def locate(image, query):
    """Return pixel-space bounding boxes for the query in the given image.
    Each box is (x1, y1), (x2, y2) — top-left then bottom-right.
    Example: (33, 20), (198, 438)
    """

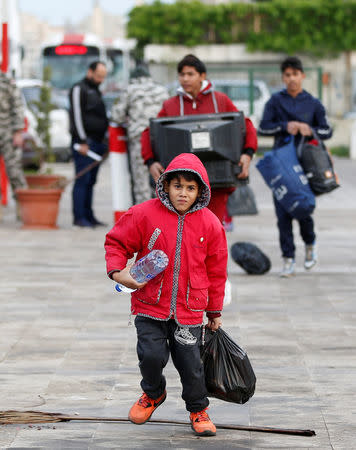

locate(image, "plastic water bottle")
(115, 250), (169, 293)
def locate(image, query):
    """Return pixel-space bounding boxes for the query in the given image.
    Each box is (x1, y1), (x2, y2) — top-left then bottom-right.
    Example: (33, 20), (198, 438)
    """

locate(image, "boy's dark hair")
(280, 56), (304, 73)
(177, 54), (206, 74)
(88, 61), (106, 71)
(165, 170), (204, 190)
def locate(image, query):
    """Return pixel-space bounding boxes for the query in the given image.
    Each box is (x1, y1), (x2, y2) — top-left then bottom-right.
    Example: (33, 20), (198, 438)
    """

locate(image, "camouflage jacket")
(111, 76), (169, 139)
(0, 73), (24, 134)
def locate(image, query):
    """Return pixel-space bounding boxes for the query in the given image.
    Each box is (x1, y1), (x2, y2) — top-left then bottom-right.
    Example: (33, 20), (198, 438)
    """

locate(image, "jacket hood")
(176, 79), (213, 98)
(156, 153), (211, 214)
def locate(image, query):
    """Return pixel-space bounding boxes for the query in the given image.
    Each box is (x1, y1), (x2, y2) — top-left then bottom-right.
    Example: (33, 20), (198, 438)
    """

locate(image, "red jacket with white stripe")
(141, 80), (257, 165)
(105, 153), (228, 326)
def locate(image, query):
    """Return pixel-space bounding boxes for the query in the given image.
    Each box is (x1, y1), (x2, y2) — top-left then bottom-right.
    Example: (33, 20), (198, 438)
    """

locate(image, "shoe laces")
(192, 409), (210, 423)
(138, 393), (152, 408)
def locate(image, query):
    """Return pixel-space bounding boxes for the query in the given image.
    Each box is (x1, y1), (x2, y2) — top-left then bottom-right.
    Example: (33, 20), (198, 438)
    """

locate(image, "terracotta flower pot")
(16, 188), (63, 229)
(25, 174), (66, 189)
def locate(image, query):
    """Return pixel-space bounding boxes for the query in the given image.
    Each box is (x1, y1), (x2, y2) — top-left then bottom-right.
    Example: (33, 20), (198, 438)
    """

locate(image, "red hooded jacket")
(105, 153), (228, 326)
(141, 80), (257, 164)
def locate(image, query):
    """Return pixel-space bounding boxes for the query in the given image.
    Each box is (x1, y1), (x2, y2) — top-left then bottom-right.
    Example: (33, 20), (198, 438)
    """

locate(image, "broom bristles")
(0, 410), (69, 425)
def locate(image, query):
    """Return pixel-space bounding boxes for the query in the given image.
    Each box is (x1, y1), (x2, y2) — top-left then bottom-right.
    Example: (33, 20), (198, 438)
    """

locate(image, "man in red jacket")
(141, 54), (257, 222)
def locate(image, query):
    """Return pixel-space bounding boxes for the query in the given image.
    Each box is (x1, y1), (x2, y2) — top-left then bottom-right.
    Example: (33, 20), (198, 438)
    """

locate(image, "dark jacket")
(69, 77), (108, 143)
(258, 89), (332, 148)
(105, 153), (228, 326)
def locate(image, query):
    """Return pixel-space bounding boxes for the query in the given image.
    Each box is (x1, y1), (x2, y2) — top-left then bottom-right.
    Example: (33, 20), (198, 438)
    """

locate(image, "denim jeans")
(71, 138), (106, 222)
(273, 196), (316, 258)
(134, 316), (209, 413)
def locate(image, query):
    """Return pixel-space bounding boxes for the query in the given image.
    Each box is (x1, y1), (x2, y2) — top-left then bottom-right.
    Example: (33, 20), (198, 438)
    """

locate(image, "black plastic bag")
(230, 242), (271, 275)
(227, 185), (258, 216)
(297, 135), (339, 195)
(201, 327), (256, 404)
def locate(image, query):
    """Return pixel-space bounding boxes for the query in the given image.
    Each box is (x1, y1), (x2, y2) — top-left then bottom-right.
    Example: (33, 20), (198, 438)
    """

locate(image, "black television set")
(149, 112), (246, 188)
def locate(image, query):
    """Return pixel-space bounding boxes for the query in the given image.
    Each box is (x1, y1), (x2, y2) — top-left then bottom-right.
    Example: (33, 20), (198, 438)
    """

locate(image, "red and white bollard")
(108, 122), (132, 223)
(1, 23), (9, 206)
(0, 157), (9, 206)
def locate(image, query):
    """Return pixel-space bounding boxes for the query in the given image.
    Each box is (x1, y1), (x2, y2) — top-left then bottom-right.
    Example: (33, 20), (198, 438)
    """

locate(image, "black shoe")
(90, 218), (107, 227)
(73, 218), (95, 228)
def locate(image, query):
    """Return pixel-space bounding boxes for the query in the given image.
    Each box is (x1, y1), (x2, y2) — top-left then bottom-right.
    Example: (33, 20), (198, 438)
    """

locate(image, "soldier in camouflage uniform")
(0, 72), (27, 196)
(111, 66), (169, 204)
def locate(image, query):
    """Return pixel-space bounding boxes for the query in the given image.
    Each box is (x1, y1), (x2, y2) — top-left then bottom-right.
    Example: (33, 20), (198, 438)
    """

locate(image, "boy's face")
(165, 176), (200, 215)
(282, 67), (305, 95)
(178, 65), (206, 98)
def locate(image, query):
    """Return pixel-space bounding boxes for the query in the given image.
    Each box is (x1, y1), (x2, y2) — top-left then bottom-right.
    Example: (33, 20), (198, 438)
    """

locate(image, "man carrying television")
(141, 54), (257, 223)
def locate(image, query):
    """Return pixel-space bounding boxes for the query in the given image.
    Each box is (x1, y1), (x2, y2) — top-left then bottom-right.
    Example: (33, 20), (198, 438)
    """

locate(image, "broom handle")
(58, 416), (315, 436)
(49, 152), (109, 189)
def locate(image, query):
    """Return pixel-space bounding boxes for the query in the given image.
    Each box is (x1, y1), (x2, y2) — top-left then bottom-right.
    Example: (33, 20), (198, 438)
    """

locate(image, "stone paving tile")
(1, 158), (355, 448)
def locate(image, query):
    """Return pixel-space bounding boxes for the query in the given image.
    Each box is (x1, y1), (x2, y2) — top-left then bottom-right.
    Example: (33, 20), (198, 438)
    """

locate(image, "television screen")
(149, 112), (246, 188)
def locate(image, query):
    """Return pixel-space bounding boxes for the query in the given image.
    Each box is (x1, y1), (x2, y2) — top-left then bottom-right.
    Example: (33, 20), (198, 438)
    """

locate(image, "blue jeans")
(72, 138), (106, 222)
(273, 197), (316, 259)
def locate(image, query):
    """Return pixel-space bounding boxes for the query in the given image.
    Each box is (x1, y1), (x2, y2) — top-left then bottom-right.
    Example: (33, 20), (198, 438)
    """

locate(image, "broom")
(0, 410), (315, 437)
(48, 151), (109, 190)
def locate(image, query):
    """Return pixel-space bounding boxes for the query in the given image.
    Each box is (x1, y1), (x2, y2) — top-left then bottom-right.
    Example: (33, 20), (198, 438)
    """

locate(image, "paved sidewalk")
(0, 157), (355, 449)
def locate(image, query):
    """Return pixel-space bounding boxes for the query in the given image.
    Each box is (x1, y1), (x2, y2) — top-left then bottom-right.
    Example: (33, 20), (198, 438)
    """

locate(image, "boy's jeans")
(134, 316), (209, 413)
(273, 197), (316, 258)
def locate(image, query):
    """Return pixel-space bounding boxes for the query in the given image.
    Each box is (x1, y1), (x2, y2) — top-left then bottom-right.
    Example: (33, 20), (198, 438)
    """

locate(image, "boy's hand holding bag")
(201, 327), (256, 404)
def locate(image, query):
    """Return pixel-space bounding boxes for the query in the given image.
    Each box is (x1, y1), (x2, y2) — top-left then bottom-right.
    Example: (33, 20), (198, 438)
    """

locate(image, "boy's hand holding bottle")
(114, 250), (169, 293)
(112, 266), (148, 291)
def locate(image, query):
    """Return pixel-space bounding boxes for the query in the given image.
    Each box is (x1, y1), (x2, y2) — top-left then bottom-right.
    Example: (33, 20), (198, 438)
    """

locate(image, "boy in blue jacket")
(259, 56), (333, 277)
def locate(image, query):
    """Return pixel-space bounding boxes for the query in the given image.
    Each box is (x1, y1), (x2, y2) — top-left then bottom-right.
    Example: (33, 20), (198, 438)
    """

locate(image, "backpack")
(297, 134), (339, 195)
(256, 138), (315, 220)
(230, 242), (271, 275)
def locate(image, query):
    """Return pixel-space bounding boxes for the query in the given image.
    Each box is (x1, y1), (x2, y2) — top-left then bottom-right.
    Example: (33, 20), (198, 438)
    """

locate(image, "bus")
(40, 33), (136, 93)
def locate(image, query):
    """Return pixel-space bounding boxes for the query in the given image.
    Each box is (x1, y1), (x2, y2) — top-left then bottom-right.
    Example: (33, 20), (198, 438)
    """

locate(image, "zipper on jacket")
(192, 100), (196, 109)
(170, 215), (185, 317)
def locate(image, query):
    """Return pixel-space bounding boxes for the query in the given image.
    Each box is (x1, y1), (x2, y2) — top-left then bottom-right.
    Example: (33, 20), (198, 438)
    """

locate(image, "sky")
(18, 0), (172, 25)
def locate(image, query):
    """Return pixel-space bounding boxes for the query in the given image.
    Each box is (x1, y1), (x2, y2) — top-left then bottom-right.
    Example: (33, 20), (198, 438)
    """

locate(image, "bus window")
(106, 49), (124, 85)
(42, 45), (100, 91)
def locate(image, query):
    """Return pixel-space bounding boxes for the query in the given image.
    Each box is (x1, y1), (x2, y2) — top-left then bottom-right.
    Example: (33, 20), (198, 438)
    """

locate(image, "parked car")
(211, 79), (271, 127)
(16, 79), (71, 162)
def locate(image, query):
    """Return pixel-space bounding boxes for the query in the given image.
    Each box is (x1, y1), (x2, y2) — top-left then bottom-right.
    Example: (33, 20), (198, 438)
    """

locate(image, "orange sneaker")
(190, 408), (216, 436)
(128, 390), (166, 424)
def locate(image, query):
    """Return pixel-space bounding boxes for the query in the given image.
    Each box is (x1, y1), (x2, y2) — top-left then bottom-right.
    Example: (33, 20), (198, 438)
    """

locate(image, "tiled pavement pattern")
(0, 157), (355, 449)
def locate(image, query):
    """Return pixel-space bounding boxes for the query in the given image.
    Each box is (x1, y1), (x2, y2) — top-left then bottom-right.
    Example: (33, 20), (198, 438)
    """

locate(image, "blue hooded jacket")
(258, 89), (332, 148)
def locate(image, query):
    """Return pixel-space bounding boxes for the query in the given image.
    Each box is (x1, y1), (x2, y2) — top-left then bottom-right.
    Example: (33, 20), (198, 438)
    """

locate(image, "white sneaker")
(223, 279), (232, 306)
(280, 258), (296, 278)
(304, 243), (317, 270)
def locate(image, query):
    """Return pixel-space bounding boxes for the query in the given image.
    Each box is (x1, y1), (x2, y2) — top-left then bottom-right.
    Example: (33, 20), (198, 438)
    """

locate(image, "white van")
(212, 79), (270, 127)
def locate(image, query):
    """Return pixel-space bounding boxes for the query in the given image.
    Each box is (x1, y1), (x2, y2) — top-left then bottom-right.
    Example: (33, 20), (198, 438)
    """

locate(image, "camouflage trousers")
(128, 136), (152, 204)
(0, 133), (27, 195)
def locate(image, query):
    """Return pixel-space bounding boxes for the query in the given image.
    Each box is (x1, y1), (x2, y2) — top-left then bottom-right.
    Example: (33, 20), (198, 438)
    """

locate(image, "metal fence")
(206, 65), (323, 115)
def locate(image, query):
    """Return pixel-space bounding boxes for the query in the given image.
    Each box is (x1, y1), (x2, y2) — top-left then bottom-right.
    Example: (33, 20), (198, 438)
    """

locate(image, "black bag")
(201, 327), (256, 404)
(230, 242), (271, 275)
(297, 134), (339, 195)
(227, 185), (258, 216)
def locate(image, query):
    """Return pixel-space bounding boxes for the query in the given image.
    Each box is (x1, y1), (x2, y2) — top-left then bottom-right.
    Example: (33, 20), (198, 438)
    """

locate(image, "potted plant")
(16, 66), (67, 229)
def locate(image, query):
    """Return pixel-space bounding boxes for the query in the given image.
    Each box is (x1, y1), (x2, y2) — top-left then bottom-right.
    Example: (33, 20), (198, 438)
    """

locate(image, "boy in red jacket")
(141, 54), (257, 223)
(105, 153), (228, 436)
